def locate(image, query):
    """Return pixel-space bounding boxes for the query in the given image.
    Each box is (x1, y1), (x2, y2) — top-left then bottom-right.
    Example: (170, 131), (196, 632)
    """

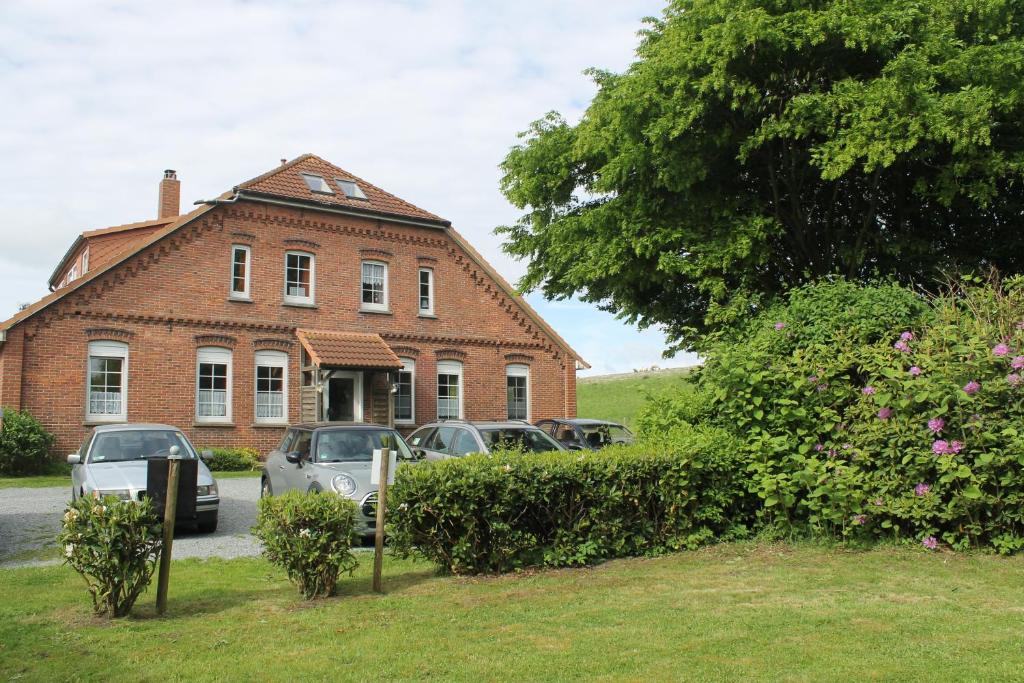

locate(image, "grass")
(0, 469), (259, 489)
(2, 542), (1024, 682)
(577, 367), (694, 428)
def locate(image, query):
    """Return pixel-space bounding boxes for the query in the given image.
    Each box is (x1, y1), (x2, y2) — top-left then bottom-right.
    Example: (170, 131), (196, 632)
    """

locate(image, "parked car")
(260, 423), (416, 537)
(535, 418), (635, 451)
(67, 423), (220, 533)
(407, 420), (567, 460)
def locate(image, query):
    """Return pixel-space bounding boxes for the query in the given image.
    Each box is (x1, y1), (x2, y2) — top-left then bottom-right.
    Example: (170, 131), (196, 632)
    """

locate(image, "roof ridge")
(236, 153), (317, 190)
(82, 216), (176, 238)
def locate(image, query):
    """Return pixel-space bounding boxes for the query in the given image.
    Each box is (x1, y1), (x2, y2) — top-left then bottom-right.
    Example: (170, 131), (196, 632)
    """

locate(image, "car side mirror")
(285, 452), (302, 465)
(67, 453), (81, 465)
(200, 449), (213, 461)
(413, 448), (426, 460)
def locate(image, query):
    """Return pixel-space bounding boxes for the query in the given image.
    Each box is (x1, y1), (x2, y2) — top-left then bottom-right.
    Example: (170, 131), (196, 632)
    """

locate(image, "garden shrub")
(253, 491), (359, 599)
(57, 495), (163, 618)
(0, 408), (56, 476)
(389, 425), (753, 574)
(200, 446), (260, 471)
(644, 276), (1024, 553)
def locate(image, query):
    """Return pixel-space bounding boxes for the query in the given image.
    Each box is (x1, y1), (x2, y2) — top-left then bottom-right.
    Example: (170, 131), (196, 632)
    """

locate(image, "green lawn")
(577, 367), (694, 428)
(0, 470), (259, 489)
(3, 542), (1023, 682)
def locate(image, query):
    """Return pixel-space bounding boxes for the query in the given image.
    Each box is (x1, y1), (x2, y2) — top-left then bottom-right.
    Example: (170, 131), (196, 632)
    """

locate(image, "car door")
(407, 427), (435, 459)
(553, 423), (585, 450)
(71, 431), (94, 499)
(422, 426), (457, 461)
(266, 429), (296, 493)
(450, 428), (482, 457)
(282, 430), (314, 491)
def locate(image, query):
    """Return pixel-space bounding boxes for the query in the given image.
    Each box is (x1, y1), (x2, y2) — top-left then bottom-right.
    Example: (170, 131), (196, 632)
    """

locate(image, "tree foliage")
(499, 0), (1024, 351)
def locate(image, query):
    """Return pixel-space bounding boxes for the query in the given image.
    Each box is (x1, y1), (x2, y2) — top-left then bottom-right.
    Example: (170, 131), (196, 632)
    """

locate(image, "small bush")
(253, 491), (359, 599)
(390, 426), (752, 574)
(200, 446), (260, 471)
(0, 408), (56, 476)
(57, 496), (163, 618)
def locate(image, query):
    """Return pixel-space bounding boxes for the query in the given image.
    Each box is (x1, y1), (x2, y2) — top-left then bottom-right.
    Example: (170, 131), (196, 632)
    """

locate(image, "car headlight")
(93, 489), (131, 501)
(197, 483), (218, 497)
(331, 474), (357, 496)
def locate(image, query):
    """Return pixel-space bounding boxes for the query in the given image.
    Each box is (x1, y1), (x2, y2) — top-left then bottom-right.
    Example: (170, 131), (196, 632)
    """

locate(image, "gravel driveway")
(0, 476), (263, 568)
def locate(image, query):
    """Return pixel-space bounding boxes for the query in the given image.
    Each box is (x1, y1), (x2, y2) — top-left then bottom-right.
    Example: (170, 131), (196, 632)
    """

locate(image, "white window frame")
(86, 341), (128, 423)
(68, 263), (79, 282)
(255, 350), (288, 424)
(506, 364), (530, 421)
(437, 360), (463, 420)
(284, 251), (315, 305)
(394, 358), (416, 425)
(82, 247), (89, 274)
(360, 260), (389, 312)
(230, 244), (251, 300)
(418, 268), (434, 315)
(196, 346), (233, 424)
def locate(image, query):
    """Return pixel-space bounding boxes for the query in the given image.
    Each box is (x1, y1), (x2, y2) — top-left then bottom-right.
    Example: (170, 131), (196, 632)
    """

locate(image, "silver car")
(68, 423), (220, 533)
(261, 423), (416, 537)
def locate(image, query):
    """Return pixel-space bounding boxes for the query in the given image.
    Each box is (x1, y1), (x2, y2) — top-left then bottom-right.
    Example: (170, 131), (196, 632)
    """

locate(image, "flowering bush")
(0, 408), (55, 476)
(389, 425), (752, 574)
(639, 277), (1024, 554)
(253, 491), (359, 599)
(56, 496), (163, 617)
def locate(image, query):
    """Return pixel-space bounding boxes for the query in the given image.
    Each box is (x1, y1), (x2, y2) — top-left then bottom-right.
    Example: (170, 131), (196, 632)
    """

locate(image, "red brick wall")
(0, 326), (24, 411)
(12, 199), (578, 455)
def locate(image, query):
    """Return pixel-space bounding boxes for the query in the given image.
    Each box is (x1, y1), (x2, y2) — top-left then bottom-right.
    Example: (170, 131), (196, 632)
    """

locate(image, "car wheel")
(197, 512), (218, 534)
(261, 476), (272, 498)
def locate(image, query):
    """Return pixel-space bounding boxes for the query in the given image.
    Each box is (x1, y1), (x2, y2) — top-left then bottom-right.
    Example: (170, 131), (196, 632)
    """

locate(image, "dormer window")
(336, 179), (368, 200)
(300, 173), (334, 195)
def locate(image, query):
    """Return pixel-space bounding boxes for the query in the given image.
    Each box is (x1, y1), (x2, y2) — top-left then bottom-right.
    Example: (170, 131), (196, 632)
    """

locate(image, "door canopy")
(295, 329), (403, 370)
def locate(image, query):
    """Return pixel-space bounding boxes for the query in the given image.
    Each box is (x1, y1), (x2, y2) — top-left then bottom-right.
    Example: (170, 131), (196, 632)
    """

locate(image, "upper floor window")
(255, 350), (288, 424)
(506, 364), (529, 420)
(284, 251), (315, 305)
(231, 245), (251, 299)
(82, 248), (89, 274)
(300, 173), (334, 195)
(418, 268), (434, 315)
(361, 261), (388, 312)
(394, 358), (415, 425)
(336, 179), (367, 199)
(196, 347), (232, 424)
(68, 263), (79, 282)
(437, 360), (463, 420)
(87, 341), (128, 423)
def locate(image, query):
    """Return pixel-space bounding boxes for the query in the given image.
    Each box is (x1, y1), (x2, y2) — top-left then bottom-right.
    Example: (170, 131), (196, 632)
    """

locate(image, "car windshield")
(316, 429), (413, 463)
(579, 424), (634, 448)
(480, 428), (563, 453)
(87, 430), (196, 463)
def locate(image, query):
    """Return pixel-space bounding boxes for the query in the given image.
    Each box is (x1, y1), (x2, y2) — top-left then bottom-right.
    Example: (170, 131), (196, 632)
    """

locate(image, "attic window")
(300, 173), (334, 195)
(336, 179), (368, 200)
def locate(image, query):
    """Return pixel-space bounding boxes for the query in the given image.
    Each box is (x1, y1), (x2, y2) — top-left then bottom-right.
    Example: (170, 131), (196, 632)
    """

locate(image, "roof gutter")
(196, 190), (451, 230)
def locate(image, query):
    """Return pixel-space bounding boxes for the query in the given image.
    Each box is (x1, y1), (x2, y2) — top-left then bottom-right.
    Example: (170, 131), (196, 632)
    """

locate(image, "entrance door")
(323, 371), (362, 422)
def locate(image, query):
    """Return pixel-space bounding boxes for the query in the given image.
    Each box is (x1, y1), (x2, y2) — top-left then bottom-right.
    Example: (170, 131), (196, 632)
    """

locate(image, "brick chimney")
(158, 169), (180, 219)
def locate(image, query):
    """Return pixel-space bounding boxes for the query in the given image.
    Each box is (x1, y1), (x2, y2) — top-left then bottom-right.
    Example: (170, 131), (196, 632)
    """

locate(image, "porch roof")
(296, 329), (403, 370)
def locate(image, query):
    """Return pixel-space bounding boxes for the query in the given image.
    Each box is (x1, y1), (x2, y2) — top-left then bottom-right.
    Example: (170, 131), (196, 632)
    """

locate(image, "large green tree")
(499, 0), (1024, 352)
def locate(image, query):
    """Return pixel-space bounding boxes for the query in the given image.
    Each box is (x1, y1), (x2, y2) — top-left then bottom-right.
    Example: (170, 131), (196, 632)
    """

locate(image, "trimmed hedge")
(0, 408), (55, 476)
(200, 447), (260, 471)
(389, 426), (752, 574)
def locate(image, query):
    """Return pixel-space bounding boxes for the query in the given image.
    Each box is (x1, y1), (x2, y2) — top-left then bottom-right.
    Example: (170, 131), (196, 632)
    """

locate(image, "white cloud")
(0, 0), (675, 374)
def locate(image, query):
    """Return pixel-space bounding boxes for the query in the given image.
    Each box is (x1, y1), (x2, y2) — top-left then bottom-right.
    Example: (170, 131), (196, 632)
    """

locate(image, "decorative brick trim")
(389, 345), (420, 358)
(284, 238), (320, 250)
(253, 337), (295, 351)
(231, 231), (257, 243)
(194, 334), (237, 348)
(416, 255), (438, 264)
(504, 353), (534, 364)
(435, 348), (467, 361)
(360, 248), (393, 260)
(85, 327), (134, 340)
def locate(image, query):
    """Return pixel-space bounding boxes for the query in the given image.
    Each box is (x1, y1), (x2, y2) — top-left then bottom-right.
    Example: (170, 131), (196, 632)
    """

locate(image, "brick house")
(0, 154), (586, 455)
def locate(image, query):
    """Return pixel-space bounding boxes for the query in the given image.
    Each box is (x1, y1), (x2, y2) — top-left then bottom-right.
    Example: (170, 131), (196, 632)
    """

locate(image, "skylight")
(336, 179), (368, 200)
(300, 173), (334, 195)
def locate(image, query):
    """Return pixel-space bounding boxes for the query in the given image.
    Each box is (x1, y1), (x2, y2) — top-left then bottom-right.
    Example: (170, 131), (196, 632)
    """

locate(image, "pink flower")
(774, 322), (786, 331)
(909, 366), (922, 376)
(871, 497), (884, 506)
(933, 440), (949, 455)
(877, 407), (893, 420)
(949, 440), (964, 454)
(1012, 356), (1024, 370)
(1008, 373), (1022, 388)
(852, 514), (867, 526)
(814, 443), (824, 452)
(862, 386), (876, 396)
(893, 340), (911, 353)
(914, 483), (931, 496)
(963, 380), (981, 395)
(993, 343), (1011, 357)
(900, 331), (915, 342)
(927, 418), (945, 434)
(922, 536), (938, 550)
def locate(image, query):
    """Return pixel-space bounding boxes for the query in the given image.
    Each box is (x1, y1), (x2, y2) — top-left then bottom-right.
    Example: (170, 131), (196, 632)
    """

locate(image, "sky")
(0, 0), (699, 375)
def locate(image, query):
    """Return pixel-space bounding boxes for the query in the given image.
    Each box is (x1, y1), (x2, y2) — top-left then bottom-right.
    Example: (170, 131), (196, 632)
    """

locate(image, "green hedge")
(0, 408), (55, 476)
(389, 426), (752, 574)
(200, 447), (260, 471)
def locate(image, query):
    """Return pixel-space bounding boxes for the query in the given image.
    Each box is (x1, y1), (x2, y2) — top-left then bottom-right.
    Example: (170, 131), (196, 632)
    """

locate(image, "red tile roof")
(238, 154), (448, 225)
(296, 329), (403, 370)
(49, 217), (177, 290)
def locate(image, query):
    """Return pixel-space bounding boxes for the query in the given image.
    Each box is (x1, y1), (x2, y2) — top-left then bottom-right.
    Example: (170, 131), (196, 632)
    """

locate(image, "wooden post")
(156, 454), (181, 615)
(372, 436), (391, 594)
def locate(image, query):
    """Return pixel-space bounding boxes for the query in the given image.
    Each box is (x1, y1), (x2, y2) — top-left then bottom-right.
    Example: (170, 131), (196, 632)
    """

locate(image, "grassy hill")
(576, 367), (694, 429)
